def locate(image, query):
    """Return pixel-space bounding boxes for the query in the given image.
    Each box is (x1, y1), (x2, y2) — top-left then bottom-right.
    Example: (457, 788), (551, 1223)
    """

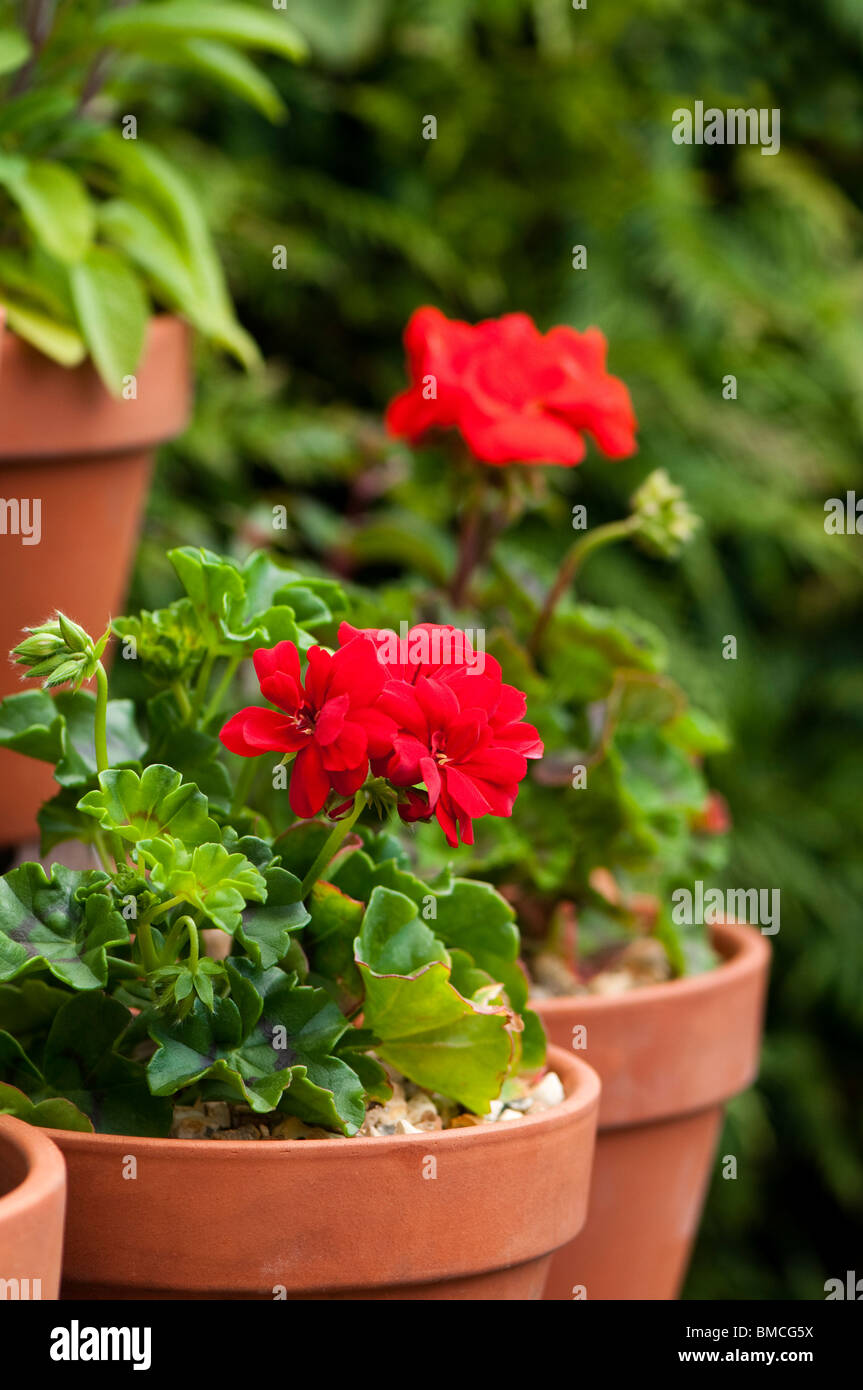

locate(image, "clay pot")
(536, 923), (770, 1300)
(47, 1045), (599, 1300)
(0, 1115), (67, 1300)
(0, 315), (192, 848)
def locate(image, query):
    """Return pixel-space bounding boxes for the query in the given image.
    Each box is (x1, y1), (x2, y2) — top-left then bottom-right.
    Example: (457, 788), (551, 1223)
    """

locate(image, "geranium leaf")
(113, 599), (207, 681)
(0, 1081), (94, 1133)
(137, 836), (266, 933)
(42, 993), (171, 1136)
(144, 691), (233, 812)
(236, 865), (309, 967)
(37, 785), (102, 855)
(0, 978), (69, 1039)
(305, 879), (365, 997)
(230, 959), (366, 1133)
(354, 887), (518, 1114)
(148, 960), (365, 1132)
(0, 1029), (42, 1084)
(77, 764), (221, 846)
(52, 690), (146, 787)
(0, 864), (130, 990)
(332, 851), (529, 1011)
(168, 546), (245, 648)
(0, 689), (64, 762)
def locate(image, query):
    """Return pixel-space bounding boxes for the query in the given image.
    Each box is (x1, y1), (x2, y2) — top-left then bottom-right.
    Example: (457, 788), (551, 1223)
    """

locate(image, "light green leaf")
(137, 837), (266, 933)
(0, 295), (86, 366)
(0, 160), (94, 264)
(151, 39), (287, 120)
(85, 134), (258, 367)
(354, 887), (517, 1113)
(69, 247), (149, 395)
(0, 29), (31, 76)
(95, 3), (308, 62)
(77, 765), (221, 846)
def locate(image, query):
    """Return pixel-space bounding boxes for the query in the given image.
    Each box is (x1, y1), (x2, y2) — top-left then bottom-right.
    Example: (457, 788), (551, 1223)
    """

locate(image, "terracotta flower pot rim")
(0, 313), (191, 462)
(0, 1115), (66, 1225)
(535, 920), (768, 1021)
(44, 1044), (599, 1159)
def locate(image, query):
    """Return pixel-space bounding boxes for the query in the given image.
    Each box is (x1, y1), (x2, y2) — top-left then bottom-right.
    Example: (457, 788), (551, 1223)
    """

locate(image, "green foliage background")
(128, 0), (862, 1298)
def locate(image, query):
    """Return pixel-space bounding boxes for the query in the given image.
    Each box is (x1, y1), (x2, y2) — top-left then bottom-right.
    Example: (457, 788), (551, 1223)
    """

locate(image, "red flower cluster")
(219, 637), (394, 817)
(386, 307), (637, 467)
(220, 624), (542, 846)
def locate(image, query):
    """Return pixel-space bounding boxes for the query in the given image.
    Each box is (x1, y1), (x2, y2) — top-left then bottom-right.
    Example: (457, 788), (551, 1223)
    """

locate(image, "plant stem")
(190, 651), (216, 723)
(171, 680), (193, 721)
(230, 754), (259, 819)
(92, 830), (113, 874)
(450, 489), (485, 606)
(186, 919), (199, 971)
(528, 515), (642, 657)
(203, 656), (240, 724)
(136, 895), (185, 976)
(300, 791), (364, 898)
(94, 661), (110, 774)
(160, 915), (198, 968)
(135, 918), (160, 975)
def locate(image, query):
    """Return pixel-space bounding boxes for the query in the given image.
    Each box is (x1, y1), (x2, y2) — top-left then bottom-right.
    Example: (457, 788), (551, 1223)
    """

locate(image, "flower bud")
(11, 613), (101, 691)
(631, 469), (700, 559)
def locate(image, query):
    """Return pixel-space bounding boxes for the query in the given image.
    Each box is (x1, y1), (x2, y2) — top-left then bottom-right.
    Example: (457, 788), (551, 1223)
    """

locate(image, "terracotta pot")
(47, 1045), (599, 1300)
(0, 315), (192, 848)
(0, 1115), (67, 1300)
(536, 922), (770, 1300)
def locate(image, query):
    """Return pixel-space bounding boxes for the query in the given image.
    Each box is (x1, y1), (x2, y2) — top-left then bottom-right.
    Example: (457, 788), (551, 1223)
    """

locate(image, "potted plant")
(0, 1), (307, 845)
(317, 306), (770, 1300)
(0, 545), (599, 1299)
(0, 1113), (66, 1300)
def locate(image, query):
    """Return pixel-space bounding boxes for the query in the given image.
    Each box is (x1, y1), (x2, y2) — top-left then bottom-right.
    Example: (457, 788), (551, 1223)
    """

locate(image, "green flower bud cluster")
(632, 469), (700, 559)
(11, 613), (109, 691)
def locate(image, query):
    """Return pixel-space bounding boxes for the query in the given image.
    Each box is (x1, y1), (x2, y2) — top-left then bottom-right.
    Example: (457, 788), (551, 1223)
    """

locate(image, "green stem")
(160, 914), (199, 969)
(203, 656), (240, 724)
(94, 661), (110, 774)
(171, 680), (193, 721)
(186, 919), (200, 972)
(92, 830), (113, 874)
(300, 791), (364, 898)
(528, 515), (642, 657)
(230, 754), (260, 819)
(136, 895), (185, 977)
(190, 651), (216, 723)
(135, 918), (160, 976)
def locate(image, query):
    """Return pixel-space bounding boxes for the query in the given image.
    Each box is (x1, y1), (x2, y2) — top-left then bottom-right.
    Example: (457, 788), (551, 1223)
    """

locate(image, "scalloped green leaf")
(0, 1082), (94, 1133)
(137, 836), (266, 933)
(53, 690), (147, 787)
(77, 764), (221, 846)
(42, 993), (171, 1136)
(0, 864), (129, 990)
(0, 689), (65, 762)
(354, 887), (517, 1113)
(236, 865), (309, 967)
(147, 960), (365, 1132)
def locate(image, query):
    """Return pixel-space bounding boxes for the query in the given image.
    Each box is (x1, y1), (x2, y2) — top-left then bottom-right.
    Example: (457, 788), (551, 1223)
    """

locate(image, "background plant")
(0, 0), (306, 390)
(110, 0), (863, 1299)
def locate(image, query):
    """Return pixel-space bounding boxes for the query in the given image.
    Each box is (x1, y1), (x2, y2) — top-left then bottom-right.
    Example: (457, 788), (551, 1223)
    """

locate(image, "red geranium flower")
(219, 638), (395, 818)
(339, 622), (543, 846)
(386, 307), (637, 467)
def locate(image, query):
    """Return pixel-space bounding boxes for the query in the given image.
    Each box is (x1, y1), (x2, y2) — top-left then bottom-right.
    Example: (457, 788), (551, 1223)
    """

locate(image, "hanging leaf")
(69, 247), (149, 395)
